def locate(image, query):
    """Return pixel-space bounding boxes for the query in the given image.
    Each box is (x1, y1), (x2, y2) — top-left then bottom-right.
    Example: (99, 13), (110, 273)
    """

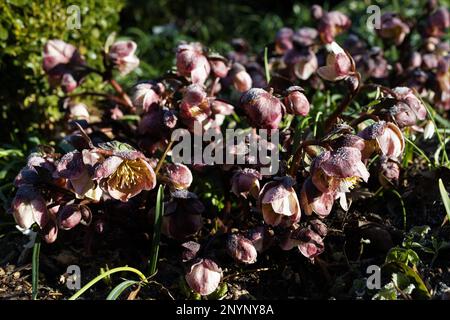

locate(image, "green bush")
(0, 0), (124, 211)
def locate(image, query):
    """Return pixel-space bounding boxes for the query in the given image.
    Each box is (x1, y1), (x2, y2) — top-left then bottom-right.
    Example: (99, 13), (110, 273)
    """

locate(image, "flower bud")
(275, 28), (294, 54)
(231, 63), (252, 92)
(185, 259), (223, 296)
(12, 186), (48, 229)
(423, 120), (435, 140)
(176, 43), (210, 84)
(284, 86), (310, 116)
(159, 163), (193, 190)
(317, 42), (353, 81)
(107, 40), (140, 76)
(240, 88), (283, 129)
(226, 234), (257, 264)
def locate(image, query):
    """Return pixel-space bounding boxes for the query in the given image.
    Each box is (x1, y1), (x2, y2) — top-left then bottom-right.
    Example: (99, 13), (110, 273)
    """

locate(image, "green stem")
(149, 185), (165, 276)
(68, 267), (148, 300)
(32, 234), (41, 300)
(264, 47), (271, 84)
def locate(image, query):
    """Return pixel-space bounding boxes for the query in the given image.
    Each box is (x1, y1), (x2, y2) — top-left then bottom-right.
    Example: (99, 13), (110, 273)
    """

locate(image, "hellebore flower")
(284, 86), (310, 116)
(68, 102), (89, 122)
(300, 178), (335, 218)
(240, 88), (283, 130)
(293, 227), (325, 260)
(275, 28), (294, 54)
(226, 234), (258, 264)
(158, 163), (193, 190)
(208, 54), (229, 78)
(211, 99), (234, 126)
(106, 40), (140, 76)
(377, 13), (410, 45)
(185, 258), (223, 296)
(284, 48), (318, 80)
(247, 226), (274, 253)
(132, 82), (164, 114)
(181, 241), (201, 262)
(230, 63), (253, 92)
(57, 204), (92, 230)
(11, 186), (48, 230)
(317, 10), (351, 44)
(379, 157), (401, 187)
(310, 147), (369, 211)
(425, 7), (450, 37)
(293, 27), (318, 47)
(55, 150), (102, 201)
(317, 42), (353, 82)
(259, 177), (301, 227)
(390, 87), (427, 126)
(160, 191), (204, 240)
(358, 121), (405, 159)
(176, 43), (211, 85)
(231, 168), (261, 199)
(42, 40), (86, 92)
(94, 148), (156, 202)
(14, 152), (56, 187)
(179, 84), (212, 130)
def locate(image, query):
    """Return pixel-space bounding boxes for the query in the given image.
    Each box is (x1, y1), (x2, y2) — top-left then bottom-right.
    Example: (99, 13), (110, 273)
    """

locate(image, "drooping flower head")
(106, 40), (140, 76)
(185, 258), (222, 296)
(317, 42), (354, 82)
(240, 88), (283, 130)
(176, 42), (211, 85)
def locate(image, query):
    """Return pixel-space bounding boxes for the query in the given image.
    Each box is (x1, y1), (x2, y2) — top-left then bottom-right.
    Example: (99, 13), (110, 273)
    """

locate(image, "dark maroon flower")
(160, 191), (204, 240)
(275, 28), (294, 54)
(283, 48), (318, 80)
(240, 88), (283, 130)
(159, 163), (193, 190)
(425, 7), (450, 37)
(57, 204), (92, 230)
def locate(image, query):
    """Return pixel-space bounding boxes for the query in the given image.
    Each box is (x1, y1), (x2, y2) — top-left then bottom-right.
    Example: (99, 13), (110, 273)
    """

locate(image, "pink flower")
(185, 259), (222, 296)
(176, 43), (211, 85)
(300, 178), (335, 218)
(358, 121), (405, 159)
(391, 87), (427, 123)
(317, 11), (351, 44)
(311, 147), (370, 194)
(42, 40), (86, 92)
(57, 204), (92, 230)
(159, 163), (193, 190)
(377, 13), (410, 45)
(284, 86), (310, 116)
(259, 177), (301, 227)
(227, 234), (258, 264)
(107, 40), (140, 75)
(11, 186), (48, 230)
(240, 88), (283, 130)
(94, 147), (156, 202)
(284, 48), (318, 80)
(132, 82), (164, 114)
(208, 55), (229, 78)
(317, 42), (353, 82)
(230, 63), (252, 92)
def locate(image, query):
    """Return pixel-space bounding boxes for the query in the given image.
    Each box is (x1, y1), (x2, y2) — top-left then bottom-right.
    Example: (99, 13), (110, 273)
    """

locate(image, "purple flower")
(231, 168), (261, 199)
(11, 186), (48, 230)
(317, 10), (351, 44)
(358, 121), (405, 159)
(159, 163), (193, 190)
(284, 86), (310, 116)
(377, 13), (410, 45)
(176, 43), (211, 85)
(317, 42), (353, 82)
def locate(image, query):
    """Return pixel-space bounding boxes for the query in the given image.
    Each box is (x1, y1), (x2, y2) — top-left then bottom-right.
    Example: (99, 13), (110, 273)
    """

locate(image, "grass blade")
(68, 266), (147, 300)
(149, 185), (164, 276)
(31, 235), (41, 300)
(439, 179), (450, 222)
(264, 47), (270, 83)
(106, 280), (138, 300)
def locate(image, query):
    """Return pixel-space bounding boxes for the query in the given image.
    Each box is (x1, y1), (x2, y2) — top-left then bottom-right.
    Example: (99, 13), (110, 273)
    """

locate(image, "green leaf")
(106, 280), (138, 300)
(438, 179), (450, 222)
(98, 141), (135, 151)
(149, 185), (164, 275)
(382, 262), (431, 299)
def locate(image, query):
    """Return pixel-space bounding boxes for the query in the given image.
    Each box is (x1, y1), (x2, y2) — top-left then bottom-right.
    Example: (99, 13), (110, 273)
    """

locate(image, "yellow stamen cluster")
(108, 159), (147, 191)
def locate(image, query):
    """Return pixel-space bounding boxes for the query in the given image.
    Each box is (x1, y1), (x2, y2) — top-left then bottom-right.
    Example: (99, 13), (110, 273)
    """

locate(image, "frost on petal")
(94, 156), (123, 180)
